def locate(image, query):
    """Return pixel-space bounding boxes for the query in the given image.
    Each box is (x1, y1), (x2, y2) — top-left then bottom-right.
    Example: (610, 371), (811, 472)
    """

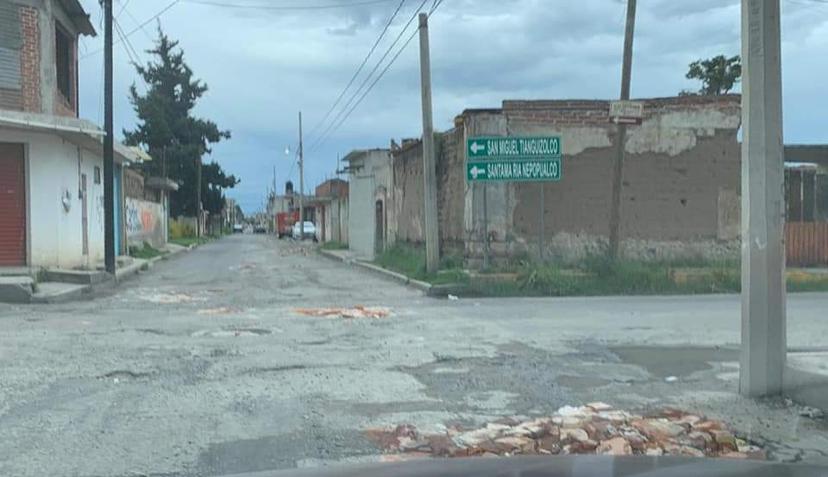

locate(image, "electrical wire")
(181, 0), (397, 10)
(114, 18), (141, 64)
(305, 0), (407, 140)
(311, 0), (444, 151)
(309, 0), (429, 151)
(116, 0), (132, 18)
(81, 0), (181, 59)
(121, 4), (155, 42)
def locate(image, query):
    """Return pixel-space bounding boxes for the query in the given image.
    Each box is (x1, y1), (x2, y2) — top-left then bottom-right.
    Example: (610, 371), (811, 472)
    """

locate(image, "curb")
(319, 248), (460, 296)
(30, 283), (91, 304)
(318, 248), (431, 293)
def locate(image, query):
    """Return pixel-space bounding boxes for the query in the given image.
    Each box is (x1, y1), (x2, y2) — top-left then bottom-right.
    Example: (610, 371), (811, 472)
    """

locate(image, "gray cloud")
(78, 0), (828, 213)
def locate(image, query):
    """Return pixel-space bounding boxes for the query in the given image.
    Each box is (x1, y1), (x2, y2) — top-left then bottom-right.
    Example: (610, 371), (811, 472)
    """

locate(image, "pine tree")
(124, 28), (236, 217)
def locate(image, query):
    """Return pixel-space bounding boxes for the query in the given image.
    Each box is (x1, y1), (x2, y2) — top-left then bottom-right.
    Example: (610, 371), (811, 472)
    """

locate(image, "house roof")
(60, 0), (96, 36)
(0, 110), (139, 164)
(341, 148), (389, 162)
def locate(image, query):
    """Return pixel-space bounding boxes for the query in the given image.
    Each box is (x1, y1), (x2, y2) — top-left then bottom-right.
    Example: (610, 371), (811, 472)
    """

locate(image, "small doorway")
(81, 173), (88, 256)
(375, 200), (384, 254)
(0, 143), (27, 266)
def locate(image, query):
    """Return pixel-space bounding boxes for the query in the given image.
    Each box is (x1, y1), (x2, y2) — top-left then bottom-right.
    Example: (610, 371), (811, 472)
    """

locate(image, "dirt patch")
(294, 306), (391, 319)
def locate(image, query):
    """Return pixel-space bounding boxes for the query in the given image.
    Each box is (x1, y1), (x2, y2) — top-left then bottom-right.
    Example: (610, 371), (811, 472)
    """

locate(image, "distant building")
(343, 149), (392, 259)
(312, 178), (349, 244)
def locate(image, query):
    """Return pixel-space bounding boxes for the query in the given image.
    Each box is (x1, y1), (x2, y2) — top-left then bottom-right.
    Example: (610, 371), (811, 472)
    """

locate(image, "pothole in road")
(609, 345), (740, 379)
(192, 327), (273, 338)
(99, 370), (152, 380)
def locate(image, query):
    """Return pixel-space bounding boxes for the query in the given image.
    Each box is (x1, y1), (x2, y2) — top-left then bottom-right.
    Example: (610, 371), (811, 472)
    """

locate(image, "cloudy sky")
(76, 0), (828, 214)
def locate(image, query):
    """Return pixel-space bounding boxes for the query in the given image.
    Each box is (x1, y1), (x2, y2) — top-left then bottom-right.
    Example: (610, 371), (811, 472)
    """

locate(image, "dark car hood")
(223, 456), (828, 477)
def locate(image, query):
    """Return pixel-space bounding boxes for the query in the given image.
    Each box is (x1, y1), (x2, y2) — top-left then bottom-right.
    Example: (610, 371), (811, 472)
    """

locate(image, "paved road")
(1, 234), (827, 476)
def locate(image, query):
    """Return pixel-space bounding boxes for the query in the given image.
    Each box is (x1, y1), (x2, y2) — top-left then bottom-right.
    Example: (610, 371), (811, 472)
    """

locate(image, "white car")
(292, 221), (317, 241)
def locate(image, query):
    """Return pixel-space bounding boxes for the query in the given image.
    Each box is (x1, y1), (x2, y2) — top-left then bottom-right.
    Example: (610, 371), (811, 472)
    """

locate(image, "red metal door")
(0, 143), (26, 266)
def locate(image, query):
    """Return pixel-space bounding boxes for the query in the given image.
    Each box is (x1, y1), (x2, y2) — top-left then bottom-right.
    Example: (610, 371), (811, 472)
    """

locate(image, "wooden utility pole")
(608, 0), (637, 260)
(103, 0), (115, 273)
(299, 111), (305, 238)
(740, 0), (786, 397)
(418, 12), (439, 274)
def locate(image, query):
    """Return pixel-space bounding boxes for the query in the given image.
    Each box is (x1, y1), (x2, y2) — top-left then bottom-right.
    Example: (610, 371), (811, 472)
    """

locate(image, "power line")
(306, 0), (407, 140)
(181, 0), (397, 10)
(309, 0), (429, 151)
(312, 0), (444, 151)
(121, 3), (155, 42)
(116, 0), (132, 18)
(114, 18), (141, 64)
(81, 0), (180, 59)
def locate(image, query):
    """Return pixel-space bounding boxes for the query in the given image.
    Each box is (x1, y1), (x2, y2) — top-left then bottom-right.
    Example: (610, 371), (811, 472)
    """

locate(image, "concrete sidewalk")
(0, 242), (191, 304)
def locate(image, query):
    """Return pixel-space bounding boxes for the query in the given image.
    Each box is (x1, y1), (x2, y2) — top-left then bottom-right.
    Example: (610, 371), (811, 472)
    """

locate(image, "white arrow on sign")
(470, 165), (485, 179)
(470, 141), (485, 154)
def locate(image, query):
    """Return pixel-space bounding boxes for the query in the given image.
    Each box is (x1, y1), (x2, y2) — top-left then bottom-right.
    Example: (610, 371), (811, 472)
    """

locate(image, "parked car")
(233, 223), (244, 233)
(292, 221), (317, 241)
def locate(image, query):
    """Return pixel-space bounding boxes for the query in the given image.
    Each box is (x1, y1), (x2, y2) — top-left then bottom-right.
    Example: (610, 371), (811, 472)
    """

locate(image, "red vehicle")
(276, 210), (300, 238)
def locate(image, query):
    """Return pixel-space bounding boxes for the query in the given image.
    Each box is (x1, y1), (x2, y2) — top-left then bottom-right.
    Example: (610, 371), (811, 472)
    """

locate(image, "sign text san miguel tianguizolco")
(466, 136), (562, 182)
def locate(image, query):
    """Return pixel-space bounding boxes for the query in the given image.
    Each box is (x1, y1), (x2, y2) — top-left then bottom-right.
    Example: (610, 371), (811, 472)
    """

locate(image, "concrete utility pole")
(740, 0), (786, 397)
(418, 12), (439, 274)
(608, 0), (637, 260)
(103, 0), (115, 274)
(299, 111), (305, 239)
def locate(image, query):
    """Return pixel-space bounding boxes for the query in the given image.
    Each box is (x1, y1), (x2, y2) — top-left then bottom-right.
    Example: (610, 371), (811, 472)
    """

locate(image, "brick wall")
(315, 178), (349, 199)
(502, 95), (741, 127)
(54, 34), (77, 117)
(19, 5), (41, 112)
(463, 95), (743, 264)
(390, 128), (466, 248)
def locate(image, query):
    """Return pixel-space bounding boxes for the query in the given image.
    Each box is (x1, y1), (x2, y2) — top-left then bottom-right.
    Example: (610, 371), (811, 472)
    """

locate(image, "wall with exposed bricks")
(461, 95), (742, 264)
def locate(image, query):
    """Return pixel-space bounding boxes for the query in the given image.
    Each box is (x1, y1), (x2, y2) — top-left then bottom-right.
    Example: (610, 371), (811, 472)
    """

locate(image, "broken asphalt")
(0, 234), (827, 476)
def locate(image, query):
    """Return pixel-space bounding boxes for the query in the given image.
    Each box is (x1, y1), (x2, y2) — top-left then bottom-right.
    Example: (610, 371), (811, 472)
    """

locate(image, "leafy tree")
(123, 28), (236, 217)
(685, 55), (742, 95)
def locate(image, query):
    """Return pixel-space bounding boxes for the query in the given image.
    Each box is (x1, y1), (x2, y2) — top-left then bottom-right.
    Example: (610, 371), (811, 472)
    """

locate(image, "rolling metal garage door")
(0, 143), (26, 266)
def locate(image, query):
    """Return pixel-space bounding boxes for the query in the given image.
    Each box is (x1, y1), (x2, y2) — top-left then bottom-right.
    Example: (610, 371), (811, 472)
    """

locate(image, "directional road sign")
(466, 136), (562, 182)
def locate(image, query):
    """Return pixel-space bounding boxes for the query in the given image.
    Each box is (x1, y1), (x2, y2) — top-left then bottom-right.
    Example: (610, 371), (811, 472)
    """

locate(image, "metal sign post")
(482, 182), (489, 270)
(539, 183), (545, 261)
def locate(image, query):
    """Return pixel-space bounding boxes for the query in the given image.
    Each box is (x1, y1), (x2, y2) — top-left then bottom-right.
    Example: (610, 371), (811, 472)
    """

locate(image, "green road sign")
(467, 158), (561, 182)
(467, 136), (561, 159)
(466, 136), (562, 182)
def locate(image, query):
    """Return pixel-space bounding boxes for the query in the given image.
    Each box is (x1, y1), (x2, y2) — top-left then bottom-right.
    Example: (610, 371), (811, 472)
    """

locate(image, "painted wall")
(126, 197), (165, 249)
(0, 127), (106, 269)
(346, 150), (391, 259)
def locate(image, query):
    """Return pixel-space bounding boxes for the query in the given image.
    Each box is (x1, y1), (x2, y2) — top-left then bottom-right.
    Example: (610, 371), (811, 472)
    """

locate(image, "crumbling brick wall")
(462, 95), (742, 264)
(390, 128), (466, 250)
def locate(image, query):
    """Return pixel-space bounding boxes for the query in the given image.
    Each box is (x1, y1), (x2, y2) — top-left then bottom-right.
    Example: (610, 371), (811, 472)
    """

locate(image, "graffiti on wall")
(126, 198), (165, 247)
